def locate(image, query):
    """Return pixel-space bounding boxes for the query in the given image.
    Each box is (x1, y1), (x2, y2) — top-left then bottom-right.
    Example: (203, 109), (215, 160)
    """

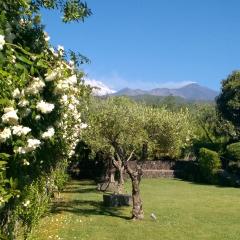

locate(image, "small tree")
(216, 71), (240, 136)
(144, 107), (194, 159)
(84, 97), (146, 219)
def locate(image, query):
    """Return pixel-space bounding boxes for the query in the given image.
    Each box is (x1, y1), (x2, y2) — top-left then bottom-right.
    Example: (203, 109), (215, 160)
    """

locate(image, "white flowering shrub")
(0, 0), (91, 238)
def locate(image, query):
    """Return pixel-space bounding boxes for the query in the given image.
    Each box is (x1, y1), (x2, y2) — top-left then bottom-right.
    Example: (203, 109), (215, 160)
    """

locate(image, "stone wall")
(126, 160), (195, 178)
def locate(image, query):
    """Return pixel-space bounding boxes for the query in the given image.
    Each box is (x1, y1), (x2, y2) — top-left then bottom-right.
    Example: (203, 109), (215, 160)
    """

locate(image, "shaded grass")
(31, 179), (240, 240)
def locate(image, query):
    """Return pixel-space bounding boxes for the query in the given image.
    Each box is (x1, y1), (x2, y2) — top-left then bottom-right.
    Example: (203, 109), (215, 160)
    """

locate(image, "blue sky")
(41, 0), (240, 91)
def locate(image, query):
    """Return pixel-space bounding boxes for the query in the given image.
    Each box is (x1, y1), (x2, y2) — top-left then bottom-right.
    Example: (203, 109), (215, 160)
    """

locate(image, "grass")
(31, 179), (240, 240)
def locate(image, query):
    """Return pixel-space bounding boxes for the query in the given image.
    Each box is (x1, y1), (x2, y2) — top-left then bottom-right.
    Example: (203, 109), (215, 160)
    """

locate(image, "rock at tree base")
(103, 194), (132, 207)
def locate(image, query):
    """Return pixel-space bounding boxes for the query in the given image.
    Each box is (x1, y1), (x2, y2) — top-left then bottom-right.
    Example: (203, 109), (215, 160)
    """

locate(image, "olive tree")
(144, 107), (194, 159)
(83, 97), (147, 220)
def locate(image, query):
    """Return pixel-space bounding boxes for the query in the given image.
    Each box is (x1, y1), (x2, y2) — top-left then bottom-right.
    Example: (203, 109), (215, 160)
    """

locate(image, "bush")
(198, 148), (221, 183)
(226, 142), (240, 161)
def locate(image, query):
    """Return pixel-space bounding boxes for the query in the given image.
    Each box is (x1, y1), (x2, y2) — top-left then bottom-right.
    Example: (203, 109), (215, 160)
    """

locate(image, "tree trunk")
(112, 155), (125, 194)
(118, 166), (125, 194)
(110, 170), (115, 183)
(141, 142), (148, 161)
(125, 163), (144, 220)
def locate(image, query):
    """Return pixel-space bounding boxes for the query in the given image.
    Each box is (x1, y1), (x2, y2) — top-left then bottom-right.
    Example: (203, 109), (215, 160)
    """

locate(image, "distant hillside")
(114, 88), (148, 96)
(113, 83), (218, 101)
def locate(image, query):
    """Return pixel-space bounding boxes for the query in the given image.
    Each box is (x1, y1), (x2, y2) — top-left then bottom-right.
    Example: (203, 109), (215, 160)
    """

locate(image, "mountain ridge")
(113, 83), (218, 101)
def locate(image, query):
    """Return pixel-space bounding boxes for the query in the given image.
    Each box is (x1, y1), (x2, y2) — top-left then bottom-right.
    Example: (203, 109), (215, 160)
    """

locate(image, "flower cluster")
(12, 125), (31, 136)
(15, 139), (41, 154)
(2, 107), (19, 125)
(0, 35), (5, 50)
(36, 100), (55, 114)
(41, 127), (55, 139)
(0, 128), (11, 142)
(26, 77), (45, 95)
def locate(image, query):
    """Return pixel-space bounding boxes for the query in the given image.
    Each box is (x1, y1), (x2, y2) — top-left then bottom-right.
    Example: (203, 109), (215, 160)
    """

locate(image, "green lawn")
(31, 179), (240, 240)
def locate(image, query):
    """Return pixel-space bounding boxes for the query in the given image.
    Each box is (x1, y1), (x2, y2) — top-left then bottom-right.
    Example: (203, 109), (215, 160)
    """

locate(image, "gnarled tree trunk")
(112, 154), (125, 194)
(125, 155), (144, 220)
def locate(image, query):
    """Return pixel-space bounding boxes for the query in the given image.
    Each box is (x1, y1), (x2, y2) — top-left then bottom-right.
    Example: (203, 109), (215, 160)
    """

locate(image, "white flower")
(69, 60), (74, 66)
(35, 115), (41, 120)
(80, 123), (88, 129)
(36, 100), (54, 114)
(44, 31), (50, 42)
(18, 99), (29, 107)
(57, 45), (64, 52)
(27, 138), (41, 150)
(69, 104), (75, 110)
(61, 95), (68, 102)
(66, 75), (77, 85)
(23, 159), (30, 166)
(49, 47), (58, 57)
(2, 108), (18, 125)
(54, 81), (69, 93)
(12, 125), (31, 136)
(4, 107), (14, 113)
(68, 150), (75, 157)
(26, 77), (45, 95)
(15, 146), (26, 154)
(0, 35), (5, 50)
(11, 55), (16, 63)
(15, 138), (41, 154)
(45, 71), (58, 82)
(41, 127), (55, 139)
(12, 88), (21, 98)
(31, 55), (37, 61)
(23, 200), (30, 207)
(0, 128), (11, 143)
(49, 47), (55, 54)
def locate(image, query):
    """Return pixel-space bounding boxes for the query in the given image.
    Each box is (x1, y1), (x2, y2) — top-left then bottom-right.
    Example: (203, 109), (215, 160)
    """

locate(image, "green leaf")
(16, 55), (32, 65)
(0, 153), (10, 160)
(30, 65), (35, 75)
(36, 59), (49, 68)
(0, 98), (10, 106)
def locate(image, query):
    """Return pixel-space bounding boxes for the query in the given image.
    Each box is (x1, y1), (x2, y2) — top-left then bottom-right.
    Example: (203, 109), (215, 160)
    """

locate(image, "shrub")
(0, 1), (92, 238)
(226, 142), (240, 161)
(198, 148), (221, 183)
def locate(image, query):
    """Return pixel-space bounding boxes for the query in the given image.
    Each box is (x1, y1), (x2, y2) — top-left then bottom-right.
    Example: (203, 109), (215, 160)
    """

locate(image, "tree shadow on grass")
(51, 180), (131, 220)
(51, 199), (131, 220)
(174, 177), (240, 189)
(62, 187), (97, 194)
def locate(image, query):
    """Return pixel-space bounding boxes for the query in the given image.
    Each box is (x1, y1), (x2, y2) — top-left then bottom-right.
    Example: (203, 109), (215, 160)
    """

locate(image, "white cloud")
(84, 78), (116, 96)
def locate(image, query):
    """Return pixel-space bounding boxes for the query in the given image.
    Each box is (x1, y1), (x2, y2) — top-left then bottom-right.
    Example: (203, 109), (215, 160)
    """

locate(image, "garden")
(0, 1), (240, 240)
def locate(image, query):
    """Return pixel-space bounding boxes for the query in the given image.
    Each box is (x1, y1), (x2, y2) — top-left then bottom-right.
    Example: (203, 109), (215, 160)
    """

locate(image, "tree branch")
(126, 150), (135, 162)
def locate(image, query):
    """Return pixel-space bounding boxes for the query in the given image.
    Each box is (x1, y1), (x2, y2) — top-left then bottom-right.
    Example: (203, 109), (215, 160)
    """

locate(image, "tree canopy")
(216, 71), (240, 135)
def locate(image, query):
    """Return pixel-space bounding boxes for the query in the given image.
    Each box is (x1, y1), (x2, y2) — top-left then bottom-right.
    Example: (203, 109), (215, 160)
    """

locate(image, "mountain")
(113, 83), (218, 101)
(114, 88), (148, 96)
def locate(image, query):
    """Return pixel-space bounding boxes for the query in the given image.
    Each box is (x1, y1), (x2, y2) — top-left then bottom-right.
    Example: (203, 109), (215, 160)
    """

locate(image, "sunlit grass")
(31, 179), (240, 240)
